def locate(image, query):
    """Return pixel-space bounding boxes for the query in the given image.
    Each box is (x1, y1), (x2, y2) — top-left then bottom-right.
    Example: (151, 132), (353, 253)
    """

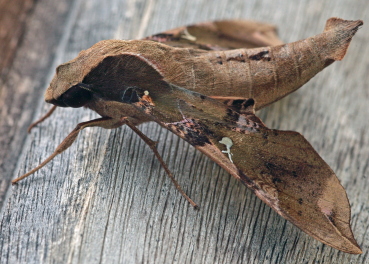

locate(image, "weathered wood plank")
(0, 0), (35, 76)
(0, 0), (368, 263)
(0, 0), (75, 208)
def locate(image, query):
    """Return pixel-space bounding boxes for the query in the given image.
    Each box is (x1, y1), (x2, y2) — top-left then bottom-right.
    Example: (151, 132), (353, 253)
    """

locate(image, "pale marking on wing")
(219, 137), (234, 163)
(180, 29), (197, 41)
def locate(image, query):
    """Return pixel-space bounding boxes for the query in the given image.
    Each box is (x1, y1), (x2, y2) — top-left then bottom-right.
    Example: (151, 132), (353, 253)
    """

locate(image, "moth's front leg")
(13, 116), (124, 184)
(28, 105), (58, 133)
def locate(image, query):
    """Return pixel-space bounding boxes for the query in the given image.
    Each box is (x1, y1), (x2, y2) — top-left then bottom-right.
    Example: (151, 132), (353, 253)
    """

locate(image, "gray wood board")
(0, 0), (35, 76)
(0, 0), (75, 208)
(0, 0), (368, 263)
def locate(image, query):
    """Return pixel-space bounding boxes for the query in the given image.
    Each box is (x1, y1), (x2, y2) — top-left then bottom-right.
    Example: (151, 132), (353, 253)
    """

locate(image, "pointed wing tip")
(341, 242), (362, 254)
(350, 247), (363, 255)
(317, 211), (362, 254)
(322, 18), (363, 61)
(321, 227), (362, 254)
(342, 234), (362, 254)
(300, 224), (362, 254)
(325, 17), (363, 32)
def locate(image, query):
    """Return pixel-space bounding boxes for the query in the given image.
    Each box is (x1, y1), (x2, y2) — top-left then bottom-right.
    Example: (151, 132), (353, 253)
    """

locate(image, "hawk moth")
(13, 17), (363, 254)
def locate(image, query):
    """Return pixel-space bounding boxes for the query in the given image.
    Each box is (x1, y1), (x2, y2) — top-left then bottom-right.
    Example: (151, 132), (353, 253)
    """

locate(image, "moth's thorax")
(86, 97), (153, 126)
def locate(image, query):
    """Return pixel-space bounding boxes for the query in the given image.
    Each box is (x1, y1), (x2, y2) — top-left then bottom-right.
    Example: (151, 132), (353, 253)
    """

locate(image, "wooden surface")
(0, 0), (368, 263)
(0, 0), (35, 76)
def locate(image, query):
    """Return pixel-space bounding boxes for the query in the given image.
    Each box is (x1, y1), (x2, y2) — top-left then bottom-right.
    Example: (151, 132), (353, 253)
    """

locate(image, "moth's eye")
(59, 85), (93, 108)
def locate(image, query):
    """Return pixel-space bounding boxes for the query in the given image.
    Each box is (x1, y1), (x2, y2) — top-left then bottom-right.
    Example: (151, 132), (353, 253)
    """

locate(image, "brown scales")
(13, 18), (363, 254)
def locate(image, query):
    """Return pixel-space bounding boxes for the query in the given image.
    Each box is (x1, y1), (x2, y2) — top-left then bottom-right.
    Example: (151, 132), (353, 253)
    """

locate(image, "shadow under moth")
(13, 17), (363, 254)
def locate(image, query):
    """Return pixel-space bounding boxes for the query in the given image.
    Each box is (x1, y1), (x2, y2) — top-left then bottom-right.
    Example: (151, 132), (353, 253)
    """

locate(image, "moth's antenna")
(78, 82), (94, 92)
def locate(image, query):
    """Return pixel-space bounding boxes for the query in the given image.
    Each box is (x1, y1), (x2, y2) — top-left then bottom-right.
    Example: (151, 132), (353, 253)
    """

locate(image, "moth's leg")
(122, 117), (198, 209)
(13, 117), (121, 184)
(28, 105), (57, 133)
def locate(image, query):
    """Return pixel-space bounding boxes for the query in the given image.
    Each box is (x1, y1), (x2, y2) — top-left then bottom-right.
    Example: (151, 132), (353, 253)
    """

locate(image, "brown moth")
(13, 18), (363, 254)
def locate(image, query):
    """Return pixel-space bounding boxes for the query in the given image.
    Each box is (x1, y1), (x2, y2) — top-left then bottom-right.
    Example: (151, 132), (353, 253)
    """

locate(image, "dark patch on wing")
(264, 161), (303, 188)
(216, 55), (223, 65)
(272, 177), (283, 184)
(226, 53), (246, 62)
(145, 33), (220, 50)
(184, 129), (211, 146)
(327, 210), (336, 225)
(232, 99), (246, 106)
(249, 50), (271, 61)
(237, 169), (258, 190)
(167, 119), (213, 147)
(243, 98), (255, 108)
(225, 108), (240, 122)
(265, 162), (277, 171)
(220, 98), (255, 115)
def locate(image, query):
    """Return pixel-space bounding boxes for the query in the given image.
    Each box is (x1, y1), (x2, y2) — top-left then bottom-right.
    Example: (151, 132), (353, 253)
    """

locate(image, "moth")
(13, 17), (363, 254)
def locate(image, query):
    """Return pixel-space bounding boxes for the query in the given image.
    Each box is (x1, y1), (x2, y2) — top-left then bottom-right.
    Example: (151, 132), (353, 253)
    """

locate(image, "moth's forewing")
(135, 82), (362, 254)
(84, 52), (361, 253)
(144, 20), (283, 50)
(46, 18), (362, 115)
(144, 18), (362, 110)
(38, 18), (363, 254)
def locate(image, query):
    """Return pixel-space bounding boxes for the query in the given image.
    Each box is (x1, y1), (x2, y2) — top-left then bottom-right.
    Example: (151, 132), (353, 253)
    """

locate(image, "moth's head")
(45, 58), (95, 108)
(45, 39), (168, 108)
(44, 39), (131, 108)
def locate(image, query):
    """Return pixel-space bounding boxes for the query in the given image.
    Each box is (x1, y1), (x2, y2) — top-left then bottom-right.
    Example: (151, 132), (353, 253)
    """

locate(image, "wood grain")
(0, 0), (75, 209)
(0, 0), (35, 77)
(0, 0), (368, 263)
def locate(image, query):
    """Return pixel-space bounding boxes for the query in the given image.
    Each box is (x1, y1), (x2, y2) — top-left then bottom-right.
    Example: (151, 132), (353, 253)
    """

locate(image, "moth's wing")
(196, 128), (361, 254)
(132, 85), (360, 254)
(81, 52), (360, 254)
(144, 20), (283, 50)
